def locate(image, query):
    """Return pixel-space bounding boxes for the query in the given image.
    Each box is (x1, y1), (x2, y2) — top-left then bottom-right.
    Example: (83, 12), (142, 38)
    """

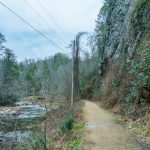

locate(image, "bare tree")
(74, 32), (87, 101)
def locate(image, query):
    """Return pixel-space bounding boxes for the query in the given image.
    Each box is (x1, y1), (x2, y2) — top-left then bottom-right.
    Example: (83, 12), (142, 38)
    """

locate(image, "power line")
(0, 0), (66, 52)
(22, 0), (66, 43)
(36, 0), (71, 40)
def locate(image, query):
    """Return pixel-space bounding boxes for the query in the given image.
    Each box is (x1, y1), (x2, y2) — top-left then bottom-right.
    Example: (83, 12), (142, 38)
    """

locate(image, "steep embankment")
(83, 0), (150, 143)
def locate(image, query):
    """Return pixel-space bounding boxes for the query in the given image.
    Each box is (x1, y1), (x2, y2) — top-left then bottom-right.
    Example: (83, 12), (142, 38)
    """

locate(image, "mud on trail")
(82, 100), (142, 150)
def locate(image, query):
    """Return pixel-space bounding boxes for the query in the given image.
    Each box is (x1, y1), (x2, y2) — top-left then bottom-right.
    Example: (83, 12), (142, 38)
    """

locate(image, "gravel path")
(82, 100), (142, 150)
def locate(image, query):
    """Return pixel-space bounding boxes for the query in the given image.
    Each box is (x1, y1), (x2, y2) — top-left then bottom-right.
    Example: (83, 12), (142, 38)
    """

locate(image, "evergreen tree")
(0, 48), (18, 105)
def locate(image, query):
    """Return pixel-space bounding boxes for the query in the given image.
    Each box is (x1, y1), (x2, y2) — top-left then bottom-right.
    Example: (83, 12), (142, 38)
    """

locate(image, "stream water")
(0, 101), (57, 146)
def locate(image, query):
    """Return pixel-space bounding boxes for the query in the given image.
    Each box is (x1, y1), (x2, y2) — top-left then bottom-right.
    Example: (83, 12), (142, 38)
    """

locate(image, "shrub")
(67, 139), (81, 150)
(127, 41), (150, 104)
(111, 77), (120, 89)
(59, 114), (74, 133)
(0, 94), (18, 105)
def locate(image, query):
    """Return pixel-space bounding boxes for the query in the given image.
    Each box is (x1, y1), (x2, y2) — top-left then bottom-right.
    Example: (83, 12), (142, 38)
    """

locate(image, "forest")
(0, 32), (97, 106)
(0, 33), (70, 105)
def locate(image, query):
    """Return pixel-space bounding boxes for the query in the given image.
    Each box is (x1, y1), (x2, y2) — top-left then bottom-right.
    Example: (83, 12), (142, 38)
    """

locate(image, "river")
(0, 100), (59, 148)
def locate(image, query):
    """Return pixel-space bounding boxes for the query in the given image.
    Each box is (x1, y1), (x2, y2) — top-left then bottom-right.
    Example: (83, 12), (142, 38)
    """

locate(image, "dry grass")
(50, 101), (84, 150)
(24, 100), (84, 150)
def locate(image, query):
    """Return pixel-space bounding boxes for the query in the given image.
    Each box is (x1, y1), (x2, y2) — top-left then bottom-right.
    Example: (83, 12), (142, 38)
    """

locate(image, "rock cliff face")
(94, 0), (150, 120)
(96, 0), (150, 65)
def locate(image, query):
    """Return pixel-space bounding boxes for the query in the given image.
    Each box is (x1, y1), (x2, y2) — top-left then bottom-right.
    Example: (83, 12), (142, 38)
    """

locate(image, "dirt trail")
(82, 100), (142, 150)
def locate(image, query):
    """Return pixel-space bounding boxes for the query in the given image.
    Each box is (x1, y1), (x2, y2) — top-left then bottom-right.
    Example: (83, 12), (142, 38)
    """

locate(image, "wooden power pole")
(71, 40), (75, 109)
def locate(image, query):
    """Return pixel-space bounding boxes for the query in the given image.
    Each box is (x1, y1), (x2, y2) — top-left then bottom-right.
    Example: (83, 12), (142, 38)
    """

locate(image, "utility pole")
(71, 40), (75, 109)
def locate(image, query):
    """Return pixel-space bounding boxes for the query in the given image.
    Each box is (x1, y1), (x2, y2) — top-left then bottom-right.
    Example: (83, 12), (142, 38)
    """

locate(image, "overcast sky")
(0, 0), (103, 61)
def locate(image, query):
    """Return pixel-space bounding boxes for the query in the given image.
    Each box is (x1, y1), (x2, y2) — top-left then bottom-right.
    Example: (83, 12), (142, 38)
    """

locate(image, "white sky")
(0, 0), (103, 61)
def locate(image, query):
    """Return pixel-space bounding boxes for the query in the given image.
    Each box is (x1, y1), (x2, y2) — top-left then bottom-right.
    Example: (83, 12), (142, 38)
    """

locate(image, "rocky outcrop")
(96, 0), (150, 66)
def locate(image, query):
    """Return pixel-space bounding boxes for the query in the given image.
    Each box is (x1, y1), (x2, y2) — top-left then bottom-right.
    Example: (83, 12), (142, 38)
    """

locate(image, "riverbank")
(0, 98), (64, 150)
(0, 99), (85, 150)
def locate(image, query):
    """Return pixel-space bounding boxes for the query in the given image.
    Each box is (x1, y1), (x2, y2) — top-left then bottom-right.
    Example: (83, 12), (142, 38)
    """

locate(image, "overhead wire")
(0, 0), (67, 53)
(22, 0), (67, 43)
(36, 0), (72, 40)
